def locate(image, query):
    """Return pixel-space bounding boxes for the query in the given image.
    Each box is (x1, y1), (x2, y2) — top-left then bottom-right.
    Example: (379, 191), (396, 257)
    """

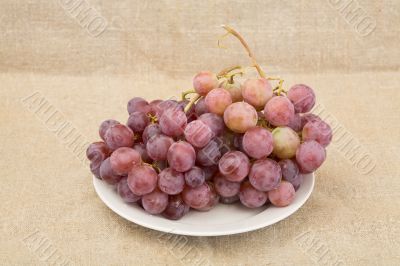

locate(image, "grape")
(99, 119), (120, 140)
(239, 181), (268, 208)
(159, 108), (187, 137)
(287, 113), (302, 132)
(241, 78), (273, 110)
(182, 182), (214, 209)
(142, 188), (169, 214)
(203, 165), (218, 181)
(302, 120), (332, 147)
(184, 120), (213, 148)
(196, 139), (221, 166)
(167, 141), (196, 172)
(197, 183), (219, 211)
(158, 168), (185, 195)
(233, 134), (245, 153)
(100, 158), (122, 185)
(242, 126), (273, 159)
(193, 71), (218, 96)
(222, 81), (243, 102)
(213, 173), (240, 197)
(278, 159), (303, 190)
(198, 113), (225, 137)
(127, 165), (158, 195)
(220, 195), (239, 204)
(194, 98), (209, 116)
(224, 102), (258, 133)
(301, 113), (321, 128)
(287, 84), (316, 113)
(146, 134), (174, 161)
(218, 151), (250, 182)
(142, 123), (161, 144)
(90, 161), (101, 179)
(127, 111), (150, 133)
(184, 166), (205, 188)
(155, 100), (181, 119)
(264, 96), (295, 126)
(268, 181), (295, 207)
(296, 140), (326, 173)
(249, 159), (281, 192)
(205, 88), (233, 115)
(272, 127), (300, 159)
(162, 195), (190, 220)
(148, 99), (163, 116)
(127, 97), (150, 115)
(110, 147), (142, 175)
(86, 141), (110, 169)
(104, 124), (134, 151)
(133, 143), (151, 163)
(117, 177), (141, 203)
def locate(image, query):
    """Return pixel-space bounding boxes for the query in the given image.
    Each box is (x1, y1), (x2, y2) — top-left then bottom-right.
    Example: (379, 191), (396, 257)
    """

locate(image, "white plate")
(93, 173), (314, 236)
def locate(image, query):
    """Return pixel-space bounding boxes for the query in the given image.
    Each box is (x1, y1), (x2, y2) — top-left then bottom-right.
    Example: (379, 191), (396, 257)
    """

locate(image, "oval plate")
(93, 173), (314, 236)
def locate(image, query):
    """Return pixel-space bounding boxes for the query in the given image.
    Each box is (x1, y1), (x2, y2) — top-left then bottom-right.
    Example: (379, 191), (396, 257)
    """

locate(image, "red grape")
(203, 165), (218, 181)
(100, 158), (122, 185)
(300, 113), (321, 128)
(302, 120), (333, 147)
(268, 181), (295, 207)
(287, 84), (315, 113)
(218, 151), (250, 182)
(86, 141), (110, 169)
(198, 113), (225, 137)
(110, 147), (142, 175)
(278, 159), (303, 190)
(127, 111), (150, 133)
(167, 141), (196, 172)
(224, 102), (258, 133)
(196, 182), (219, 211)
(184, 166), (206, 188)
(194, 98), (209, 116)
(213, 173), (240, 197)
(264, 96), (295, 127)
(127, 97), (150, 115)
(158, 168), (185, 195)
(182, 182), (214, 209)
(90, 161), (101, 179)
(159, 108), (187, 137)
(117, 177), (141, 203)
(127, 165), (158, 195)
(99, 119), (120, 140)
(296, 140), (326, 173)
(287, 113), (302, 132)
(205, 88), (233, 115)
(142, 123), (161, 144)
(222, 81), (243, 102)
(184, 120), (213, 148)
(239, 181), (268, 208)
(146, 134), (174, 161)
(249, 159), (281, 192)
(241, 78), (273, 110)
(162, 195), (190, 220)
(196, 139), (222, 166)
(104, 124), (134, 151)
(133, 143), (151, 163)
(242, 126), (273, 159)
(193, 71), (218, 96)
(142, 188), (169, 214)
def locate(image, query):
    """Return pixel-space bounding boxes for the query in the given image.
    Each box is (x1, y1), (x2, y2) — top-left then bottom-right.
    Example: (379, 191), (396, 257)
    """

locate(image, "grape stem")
(221, 25), (266, 78)
(184, 94), (201, 113)
(181, 89), (196, 100)
(275, 79), (285, 95)
(217, 65), (242, 78)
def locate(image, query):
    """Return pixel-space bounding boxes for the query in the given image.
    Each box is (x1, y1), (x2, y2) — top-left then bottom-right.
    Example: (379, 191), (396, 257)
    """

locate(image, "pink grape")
(218, 151), (250, 182)
(182, 182), (214, 209)
(213, 173), (240, 197)
(90, 161), (101, 179)
(159, 108), (187, 137)
(100, 158), (122, 185)
(158, 168), (185, 195)
(287, 113), (302, 132)
(268, 181), (295, 207)
(296, 140), (326, 173)
(203, 165), (218, 181)
(99, 119), (120, 140)
(146, 134), (174, 161)
(104, 124), (134, 151)
(142, 123), (161, 144)
(249, 159), (282, 192)
(302, 120), (333, 147)
(287, 84), (316, 113)
(184, 120), (213, 148)
(239, 181), (268, 208)
(117, 177), (141, 203)
(220, 195), (239, 204)
(196, 139), (221, 166)
(142, 188), (169, 214)
(155, 100), (181, 119)
(241, 78), (273, 110)
(194, 98), (209, 116)
(127, 165), (158, 195)
(184, 166), (205, 188)
(86, 141), (110, 169)
(278, 159), (303, 190)
(148, 99), (163, 116)
(127, 111), (150, 133)
(193, 71), (218, 96)
(222, 81), (243, 102)
(224, 102), (258, 133)
(198, 113), (225, 137)
(264, 96), (295, 126)
(167, 141), (196, 172)
(110, 147), (142, 175)
(162, 195), (190, 220)
(301, 113), (321, 128)
(133, 143), (151, 163)
(197, 183), (219, 211)
(127, 97), (150, 115)
(242, 126), (273, 159)
(205, 88), (233, 115)
(272, 127), (300, 159)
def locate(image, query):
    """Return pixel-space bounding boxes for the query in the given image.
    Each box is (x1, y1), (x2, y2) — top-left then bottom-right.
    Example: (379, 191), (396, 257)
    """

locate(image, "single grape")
(268, 181), (295, 207)
(205, 88), (232, 115)
(272, 127), (300, 159)
(241, 78), (273, 110)
(104, 124), (134, 151)
(300, 113), (321, 128)
(218, 151), (250, 182)
(193, 71), (218, 96)
(224, 102), (258, 133)
(182, 182), (214, 209)
(158, 168), (185, 195)
(196, 139), (222, 166)
(167, 141), (196, 172)
(242, 126), (273, 159)
(146, 134), (174, 161)
(296, 140), (326, 173)
(142, 188), (169, 214)
(100, 158), (122, 185)
(287, 84), (316, 113)
(117, 177), (141, 203)
(142, 123), (162, 144)
(213, 173), (240, 197)
(302, 120), (333, 147)
(127, 111), (150, 133)
(148, 99), (163, 116)
(278, 159), (303, 190)
(99, 119), (120, 140)
(86, 141), (110, 169)
(90, 161), (101, 179)
(127, 97), (150, 115)
(184, 120), (213, 148)
(287, 113), (302, 132)
(220, 195), (239, 204)
(249, 159), (281, 192)
(194, 98), (209, 116)
(184, 166), (206, 188)
(159, 108), (187, 137)
(133, 143), (151, 163)
(198, 113), (225, 137)
(203, 165), (218, 181)
(222, 81), (243, 102)
(127, 165), (158, 195)
(110, 147), (142, 175)
(196, 182), (219, 211)
(162, 195), (190, 220)
(264, 96), (295, 126)
(239, 181), (268, 208)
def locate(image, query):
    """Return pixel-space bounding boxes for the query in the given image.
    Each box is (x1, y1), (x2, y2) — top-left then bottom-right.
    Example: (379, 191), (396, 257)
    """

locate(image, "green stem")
(182, 89), (196, 100)
(184, 94), (201, 113)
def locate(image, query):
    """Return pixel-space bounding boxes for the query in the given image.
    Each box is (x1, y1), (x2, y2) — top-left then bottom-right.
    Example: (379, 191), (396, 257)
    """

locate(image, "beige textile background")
(1, 0), (399, 265)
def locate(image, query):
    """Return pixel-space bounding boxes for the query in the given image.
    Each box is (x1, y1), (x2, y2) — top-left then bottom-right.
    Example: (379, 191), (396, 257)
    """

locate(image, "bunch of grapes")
(86, 26), (332, 220)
